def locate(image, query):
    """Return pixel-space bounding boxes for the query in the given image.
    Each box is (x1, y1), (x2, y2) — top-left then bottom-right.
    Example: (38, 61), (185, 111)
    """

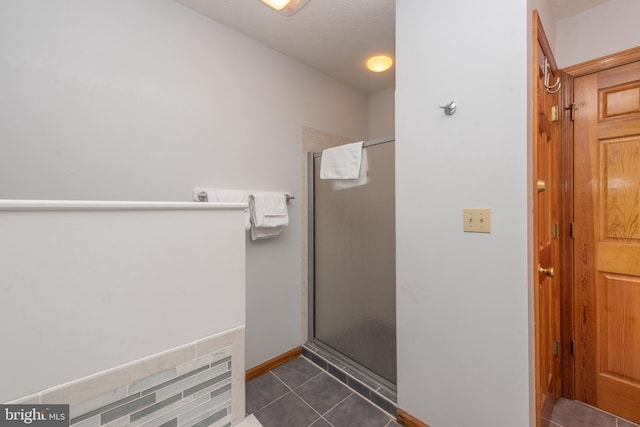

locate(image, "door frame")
(556, 45), (640, 402)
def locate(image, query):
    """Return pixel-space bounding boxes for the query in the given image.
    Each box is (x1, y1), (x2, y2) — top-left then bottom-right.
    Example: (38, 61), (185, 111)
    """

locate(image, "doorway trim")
(563, 46), (640, 78)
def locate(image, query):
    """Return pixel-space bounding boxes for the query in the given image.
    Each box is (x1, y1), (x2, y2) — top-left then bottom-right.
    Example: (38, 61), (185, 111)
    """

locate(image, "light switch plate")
(463, 208), (491, 233)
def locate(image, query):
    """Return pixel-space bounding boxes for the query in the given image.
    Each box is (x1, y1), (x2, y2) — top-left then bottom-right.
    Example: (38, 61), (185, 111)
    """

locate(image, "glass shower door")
(312, 140), (396, 384)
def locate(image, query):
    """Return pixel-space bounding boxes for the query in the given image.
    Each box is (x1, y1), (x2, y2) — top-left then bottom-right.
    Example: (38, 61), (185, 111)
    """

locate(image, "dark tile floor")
(549, 398), (640, 427)
(246, 357), (400, 427)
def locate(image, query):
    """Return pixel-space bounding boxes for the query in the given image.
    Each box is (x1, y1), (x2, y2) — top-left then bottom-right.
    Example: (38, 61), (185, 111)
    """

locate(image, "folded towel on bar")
(198, 188), (251, 230)
(249, 192), (289, 240)
(320, 141), (364, 179)
(250, 225), (284, 241)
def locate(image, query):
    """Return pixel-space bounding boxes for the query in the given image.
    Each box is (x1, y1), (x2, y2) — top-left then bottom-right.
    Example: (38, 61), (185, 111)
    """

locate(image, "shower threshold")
(302, 341), (397, 416)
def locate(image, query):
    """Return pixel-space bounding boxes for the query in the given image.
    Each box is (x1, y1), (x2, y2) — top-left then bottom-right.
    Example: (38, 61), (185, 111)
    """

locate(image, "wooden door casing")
(574, 60), (640, 424)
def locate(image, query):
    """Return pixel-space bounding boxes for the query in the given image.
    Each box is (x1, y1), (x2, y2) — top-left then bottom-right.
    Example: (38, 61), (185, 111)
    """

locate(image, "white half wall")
(556, 0), (640, 68)
(396, 1), (530, 426)
(0, 0), (370, 370)
(0, 201), (245, 403)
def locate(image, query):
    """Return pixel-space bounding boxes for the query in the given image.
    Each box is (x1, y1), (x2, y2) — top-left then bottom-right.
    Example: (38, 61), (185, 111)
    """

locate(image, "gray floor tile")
(619, 418), (640, 427)
(271, 357), (322, 389)
(385, 421), (401, 427)
(295, 372), (353, 415)
(246, 372), (290, 414)
(550, 399), (615, 427)
(310, 418), (332, 427)
(324, 394), (391, 427)
(254, 392), (320, 427)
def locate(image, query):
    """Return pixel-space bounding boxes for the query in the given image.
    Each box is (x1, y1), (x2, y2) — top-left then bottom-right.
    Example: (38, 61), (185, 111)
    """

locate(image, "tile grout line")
(312, 362), (397, 415)
(303, 388), (354, 418)
(289, 385), (340, 424)
(303, 349), (398, 415)
(271, 365), (323, 392)
(253, 360), (397, 426)
(248, 372), (296, 415)
(270, 363), (351, 427)
(269, 363), (354, 427)
(256, 368), (331, 426)
(334, 375), (396, 418)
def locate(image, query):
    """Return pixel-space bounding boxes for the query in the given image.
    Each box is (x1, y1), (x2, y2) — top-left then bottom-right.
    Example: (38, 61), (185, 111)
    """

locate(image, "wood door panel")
(598, 273), (640, 380)
(600, 83), (640, 119)
(539, 128), (553, 250)
(598, 243), (640, 276)
(598, 374), (640, 422)
(601, 137), (640, 241)
(598, 117), (640, 140)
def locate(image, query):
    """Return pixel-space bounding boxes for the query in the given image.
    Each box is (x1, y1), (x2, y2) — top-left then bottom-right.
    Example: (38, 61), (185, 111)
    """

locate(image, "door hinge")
(553, 340), (560, 357)
(551, 105), (559, 122)
(566, 103), (577, 121)
(571, 340), (575, 357)
(570, 222), (575, 239)
(552, 223), (558, 239)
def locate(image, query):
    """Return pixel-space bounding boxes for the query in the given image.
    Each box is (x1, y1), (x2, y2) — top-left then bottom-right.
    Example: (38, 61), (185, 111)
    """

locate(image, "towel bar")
(196, 191), (294, 204)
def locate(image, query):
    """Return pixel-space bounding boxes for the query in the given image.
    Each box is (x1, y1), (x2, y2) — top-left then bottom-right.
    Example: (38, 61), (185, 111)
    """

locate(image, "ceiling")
(174, 0), (609, 95)
(174, 0), (395, 94)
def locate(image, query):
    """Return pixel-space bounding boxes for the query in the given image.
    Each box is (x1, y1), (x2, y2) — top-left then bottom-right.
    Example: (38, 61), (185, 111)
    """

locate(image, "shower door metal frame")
(307, 136), (396, 390)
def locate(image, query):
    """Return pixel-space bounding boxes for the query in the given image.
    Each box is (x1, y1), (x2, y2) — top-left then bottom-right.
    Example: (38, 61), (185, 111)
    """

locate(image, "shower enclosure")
(308, 138), (396, 386)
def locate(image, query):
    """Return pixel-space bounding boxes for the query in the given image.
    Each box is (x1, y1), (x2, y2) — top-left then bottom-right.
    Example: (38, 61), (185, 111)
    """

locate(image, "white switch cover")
(463, 208), (491, 233)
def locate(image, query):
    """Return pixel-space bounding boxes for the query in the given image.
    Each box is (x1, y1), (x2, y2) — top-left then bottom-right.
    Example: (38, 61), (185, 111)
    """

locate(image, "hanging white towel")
(249, 192), (289, 240)
(332, 147), (369, 190)
(320, 141), (364, 179)
(250, 225), (284, 241)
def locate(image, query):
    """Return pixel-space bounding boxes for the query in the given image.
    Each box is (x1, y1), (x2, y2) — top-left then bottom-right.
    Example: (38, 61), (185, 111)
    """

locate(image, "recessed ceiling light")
(260, 0), (291, 11)
(259, 0), (310, 16)
(366, 55), (393, 73)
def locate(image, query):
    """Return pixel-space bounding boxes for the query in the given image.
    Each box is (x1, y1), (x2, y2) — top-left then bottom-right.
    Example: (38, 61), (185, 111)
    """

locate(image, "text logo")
(0, 405), (69, 426)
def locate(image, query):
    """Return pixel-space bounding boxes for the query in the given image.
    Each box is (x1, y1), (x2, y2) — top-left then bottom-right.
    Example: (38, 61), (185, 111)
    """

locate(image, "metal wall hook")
(439, 101), (456, 115)
(544, 57), (561, 94)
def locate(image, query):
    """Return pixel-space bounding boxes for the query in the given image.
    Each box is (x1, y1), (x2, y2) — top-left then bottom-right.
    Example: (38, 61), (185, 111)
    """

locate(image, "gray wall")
(396, 1), (530, 426)
(0, 0), (370, 370)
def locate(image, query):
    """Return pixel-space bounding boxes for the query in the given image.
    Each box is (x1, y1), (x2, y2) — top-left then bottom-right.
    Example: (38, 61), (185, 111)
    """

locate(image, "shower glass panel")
(312, 140), (396, 384)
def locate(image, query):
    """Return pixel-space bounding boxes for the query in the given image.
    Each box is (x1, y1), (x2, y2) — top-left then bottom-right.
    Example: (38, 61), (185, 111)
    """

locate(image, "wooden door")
(532, 12), (562, 427)
(574, 60), (640, 424)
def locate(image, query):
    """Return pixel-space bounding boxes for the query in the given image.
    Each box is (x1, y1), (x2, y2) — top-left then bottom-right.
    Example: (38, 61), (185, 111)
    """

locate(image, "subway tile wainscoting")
(246, 357), (399, 427)
(9, 329), (246, 427)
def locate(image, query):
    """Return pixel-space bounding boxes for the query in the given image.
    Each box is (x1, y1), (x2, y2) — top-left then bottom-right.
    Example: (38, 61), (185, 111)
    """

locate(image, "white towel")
(195, 188), (251, 230)
(320, 141), (364, 179)
(250, 225), (284, 240)
(249, 192), (289, 240)
(332, 147), (369, 190)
